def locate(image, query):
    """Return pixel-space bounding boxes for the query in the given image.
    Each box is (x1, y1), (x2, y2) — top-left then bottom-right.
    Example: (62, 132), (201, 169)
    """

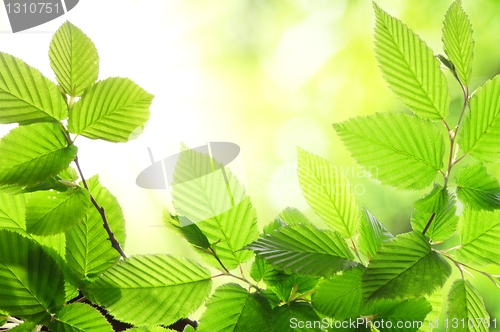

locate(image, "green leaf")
(420, 288), (443, 332)
(278, 207), (310, 226)
(411, 185), (458, 243)
(125, 328), (176, 332)
(198, 283), (272, 332)
(0, 52), (67, 124)
(274, 302), (322, 332)
(66, 176), (126, 281)
(49, 21), (99, 96)
(447, 279), (489, 332)
(363, 231), (451, 301)
(48, 303), (113, 332)
(7, 320), (39, 332)
(455, 208), (500, 266)
(313, 266), (364, 320)
(68, 77), (153, 142)
(297, 148), (360, 238)
(0, 191), (27, 232)
(246, 223), (358, 277)
(58, 166), (79, 182)
(458, 75), (500, 163)
(334, 113), (444, 190)
(250, 256), (280, 283)
(442, 0), (474, 86)
(0, 230), (65, 320)
(163, 210), (210, 249)
(373, 3), (450, 120)
(455, 163), (500, 210)
(364, 298), (432, 332)
(84, 254), (212, 327)
(268, 274), (319, 303)
(0, 123), (77, 186)
(172, 147), (259, 270)
(25, 186), (90, 235)
(358, 209), (393, 260)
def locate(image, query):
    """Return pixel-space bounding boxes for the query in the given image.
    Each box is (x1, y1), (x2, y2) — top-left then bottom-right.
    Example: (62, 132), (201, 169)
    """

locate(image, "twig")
(422, 213), (436, 236)
(74, 156), (127, 258)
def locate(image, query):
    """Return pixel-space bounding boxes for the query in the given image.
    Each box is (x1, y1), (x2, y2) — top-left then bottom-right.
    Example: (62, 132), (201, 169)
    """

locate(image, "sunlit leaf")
(363, 231), (451, 301)
(411, 185), (458, 242)
(447, 279), (489, 332)
(334, 112), (444, 190)
(0, 123), (77, 186)
(455, 163), (500, 210)
(313, 266), (364, 320)
(66, 176), (126, 281)
(297, 147), (360, 238)
(358, 209), (393, 260)
(458, 75), (500, 163)
(49, 303), (113, 332)
(0, 52), (67, 124)
(49, 21), (99, 96)
(172, 146), (258, 270)
(84, 255), (212, 327)
(273, 302), (322, 332)
(198, 283), (272, 332)
(455, 208), (500, 266)
(68, 77), (153, 142)
(246, 223), (358, 277)
(25, 186), (90, 236)
(0, 230), (65, 321)
(442, 0), (474, 85)
(374, 4), (450, 120)
(163, 210), (210, 249)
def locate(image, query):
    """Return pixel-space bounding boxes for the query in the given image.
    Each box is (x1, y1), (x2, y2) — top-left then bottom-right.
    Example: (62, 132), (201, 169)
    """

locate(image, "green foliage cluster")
(1, 1), (499, 331)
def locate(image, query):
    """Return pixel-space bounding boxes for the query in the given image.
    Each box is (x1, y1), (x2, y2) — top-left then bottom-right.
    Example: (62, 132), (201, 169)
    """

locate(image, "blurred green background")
(1, 0), (500, 328)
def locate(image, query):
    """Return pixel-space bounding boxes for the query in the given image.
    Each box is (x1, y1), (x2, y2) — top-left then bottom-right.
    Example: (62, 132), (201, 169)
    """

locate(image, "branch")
(74, 156), (127, 259)
(422, 212), (436, 236)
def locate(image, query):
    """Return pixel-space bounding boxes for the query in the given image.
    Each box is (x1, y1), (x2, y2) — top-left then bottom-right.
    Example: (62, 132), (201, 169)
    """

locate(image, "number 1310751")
(6, 2), (61, 14)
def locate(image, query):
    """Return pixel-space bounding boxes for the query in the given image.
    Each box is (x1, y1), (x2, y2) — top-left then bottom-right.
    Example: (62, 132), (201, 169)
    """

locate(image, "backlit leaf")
(49, 21), (99, 96)
(363, 232), (451, 301)
(358, 209), (393, 260)
(455, 163), (500, 210)
(84, 255), (211, 327)
(0, 123), (77, 186)
(0, 52), (66, 124)
(447, 279), (489, 332)
(49, 303), (113, 332)
(68, 77), (153, 142)
(334, 112), (444, 190)
(374, 4), (450, 120)
(273, 302), (321, 332)
(297, 148), (360, 238)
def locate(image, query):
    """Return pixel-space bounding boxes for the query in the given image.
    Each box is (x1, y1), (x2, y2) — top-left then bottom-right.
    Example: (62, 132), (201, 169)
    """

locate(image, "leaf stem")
(209, 248), (260, 291)
(422, 212), (436, 236)
(439, 251), (500, 288)
(74, 156), (127, 258)
(350, 238), (363, 263)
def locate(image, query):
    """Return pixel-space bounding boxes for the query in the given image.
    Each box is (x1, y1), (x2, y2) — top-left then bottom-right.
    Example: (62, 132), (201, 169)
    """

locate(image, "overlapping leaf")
(66, 176), (126, 281)
(0, 123), (77, 186)
(246, 223), (358, 277)
(68, 77), (153, 142)
(313, 266), (364, 320)
(84, 255), (212, 327)
(455, 163), (500, 210)
(49, 21), (99, 96)
(48, 303), (113, 332)
(0, 230), (65, 320)
(455, 208), (500, 266)
(297, 148), (359, 238)
(198, 283), (272, 332)
(125, 328), (175, 332)
(0, 52), (66, 124)
(163, 210), (210, 250)
(25, 186), (90, 236)
(447, 279), (489, 332)
(334, 112), (444, 190)
(458, 75), (500, 163)
(442, 0), (474, 85)
(273, 302), (321, 332)
(358, 209), (393, 260)
(363, 232), (451, 301)
(374, 4), (450, 120)
(172, 147), (258, 270)
(411, 185), (458, 242)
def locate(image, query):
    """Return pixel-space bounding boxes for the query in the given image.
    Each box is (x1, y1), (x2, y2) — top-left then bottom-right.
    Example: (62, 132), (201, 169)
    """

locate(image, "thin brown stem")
(439, 251), (500, 288)
(422, 213), (436, 236)
(74, 156), (127, 258)
(350, 238), (363, 263)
